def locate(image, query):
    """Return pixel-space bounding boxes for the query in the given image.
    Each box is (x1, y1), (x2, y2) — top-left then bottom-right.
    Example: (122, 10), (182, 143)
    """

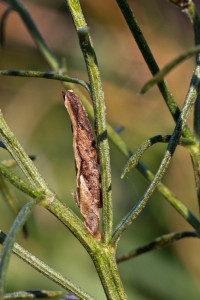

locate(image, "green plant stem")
(112, 58), (200, 245)
(184, 3), (200, 209)
(4, 290), (62, 299)
(0, 108), (126, 300)
(0, 227), (126, 300)
(0, 197), (43, 299)
(65, 0), (112, 245)
(121, 134), (195, 178)
(140, 45), (200, 94)
(0, 70), (90, 94)
(0, 162), (41, 198)
(0, 111), (53, 195)
(0, 6), (13, 47)
(6, 0), (196, 235)
(0, 231), (94, 300)
(2, 0), (59, 71)
(115, 0), (192, 139)
(1, 155), (36, 168)
(0, 176), (19, 214)
(116, 230), (199, 263)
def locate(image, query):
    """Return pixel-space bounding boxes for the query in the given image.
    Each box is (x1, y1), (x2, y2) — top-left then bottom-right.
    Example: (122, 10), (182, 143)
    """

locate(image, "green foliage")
(0, 0), (200, 299)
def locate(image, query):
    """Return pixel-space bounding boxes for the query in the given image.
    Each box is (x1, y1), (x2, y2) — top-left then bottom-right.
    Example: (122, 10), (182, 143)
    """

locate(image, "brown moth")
(63, 90), (101, 240)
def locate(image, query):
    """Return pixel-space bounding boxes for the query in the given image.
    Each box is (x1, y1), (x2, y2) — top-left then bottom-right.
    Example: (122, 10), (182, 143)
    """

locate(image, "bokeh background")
(1, 0), (200, 299)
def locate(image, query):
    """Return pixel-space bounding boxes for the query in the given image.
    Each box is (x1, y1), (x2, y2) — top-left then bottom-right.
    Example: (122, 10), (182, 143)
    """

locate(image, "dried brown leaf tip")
(63, 90), (101, 240)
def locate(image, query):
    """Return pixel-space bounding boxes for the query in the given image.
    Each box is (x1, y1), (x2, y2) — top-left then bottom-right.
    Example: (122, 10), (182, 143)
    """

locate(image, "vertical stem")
(185, 3), (200, 208)
(91, 248), (127, 300)
(115, 0), (192, 139)
(65, 0), (112, 244)
(7, 0), (59, 70)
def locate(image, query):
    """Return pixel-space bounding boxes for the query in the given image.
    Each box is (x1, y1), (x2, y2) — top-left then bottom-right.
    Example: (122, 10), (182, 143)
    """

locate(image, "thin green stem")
(0, 197), (43, 299)
(0, 111), (53, 195)
(6, 0), (194, 234)
(140, 45), (200, 94)
(116, 231), (200, 263)
(65, 0), (112, 245)
(0, 231), (94, 300)
(112, 58), (200, 245)
(2, 0), (59, 70)
(0, 6), (13, 47)
(0, 176), (19, 214)
(121, 134), (195, 178)
(115, 0), (192, 139)
(0, 70), (90, 94)
(184, 3), (200, 209)
(4, 290), (62, 299)
(1, 155), (36, 168)
(0, 112), (103, 256)
(0, 162), (41, 198)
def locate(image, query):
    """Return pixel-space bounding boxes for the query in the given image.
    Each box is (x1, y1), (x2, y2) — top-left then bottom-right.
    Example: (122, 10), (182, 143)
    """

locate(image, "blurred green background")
(1, 0), (200, 299)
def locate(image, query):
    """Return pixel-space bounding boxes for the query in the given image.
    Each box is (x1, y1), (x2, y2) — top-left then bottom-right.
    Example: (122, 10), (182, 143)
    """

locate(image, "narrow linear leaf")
(0, 197), (43, 299)
(140, 45), (200, 94)
(4, 290), (62, 299)
(0, 163), (41, 198)
(112, 51), (200, 244)
(0, 70), (90, 94)
(115, 0), (192, 139)
(121, 134), (195, 178)
(66, 0), (113, 244)
(1, 155), (36, 168)
(0, 7), (13, 47)
(0, 111), (53, 196)
(116, 231), (200, 263)
(0, 231), (94, 300)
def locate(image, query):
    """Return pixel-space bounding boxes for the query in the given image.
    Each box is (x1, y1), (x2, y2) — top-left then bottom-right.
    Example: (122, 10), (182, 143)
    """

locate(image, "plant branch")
(0, 162), (41, 198)
(0, 197), (43, 299)
(65, 1), (112, 244)
(0, 70), (90, 94)
(1, 0), (59, 70)
(0, 231), (94, 300)
(121, 134), (195, 178)
(0, 111), (54, 195)
(116, 230), (200, 263)
(4, 0), (200, 242)
(4, 290), (62, 299)
(115, 0), (192, 139)
(112, 57), (200, 245)
(140, 44), (200, 94)
(0, 6), (13, 47)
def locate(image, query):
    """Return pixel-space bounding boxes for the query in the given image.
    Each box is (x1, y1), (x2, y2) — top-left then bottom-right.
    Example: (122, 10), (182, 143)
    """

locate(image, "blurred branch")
(0, 231), (94, 300)
(0, 110), (54, 195)
(115, 0), (192, 139)
(0, 197), (43, 298)
(0, 6), (13, 47)
(0, 70), (90, 94)
(116, 230), (200, 263)
(121, 135), (195, 179)
(66, 2), (113, 244)
(0, 162), (41, 198)
(1, 155), (36, 168)
(112, 51), (200, 244)
(0, 176), (28, 237)
(3, 0), (200, 236)
(1, 0), (59, 70)
(168, 0), (191, 9)
(4, 290), (62, 299)
(140, 45), (200, 94)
